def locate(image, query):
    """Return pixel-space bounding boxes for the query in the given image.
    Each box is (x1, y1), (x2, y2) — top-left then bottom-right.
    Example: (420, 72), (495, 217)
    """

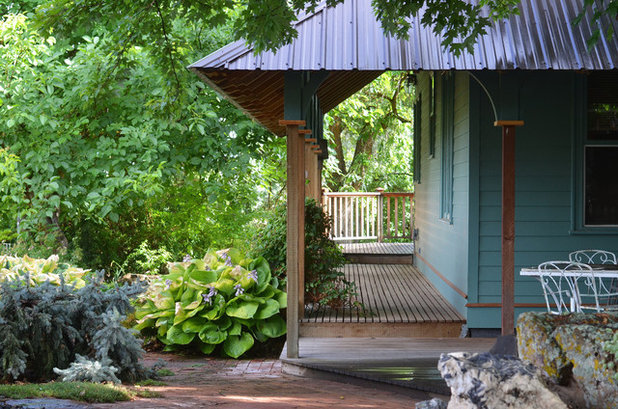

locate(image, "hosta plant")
(0, 254), (88, 288)
(134, 249), (287, 358)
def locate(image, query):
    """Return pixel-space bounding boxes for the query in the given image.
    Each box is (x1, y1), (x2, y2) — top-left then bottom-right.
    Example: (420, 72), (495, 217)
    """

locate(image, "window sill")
(569, 227), (618, 236)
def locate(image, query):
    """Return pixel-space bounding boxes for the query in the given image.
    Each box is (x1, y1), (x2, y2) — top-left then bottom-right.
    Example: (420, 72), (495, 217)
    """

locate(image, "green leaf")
(166, 325), (196, 345)
(254, 299), (279, 319)
(274, 290), (287, 309)
(256, 315), (286, 338)
(225, 300), (259, 319)
(181, 316), (207, 333)
(223, 332), (254, 358)
(228, 320), (242, 336)
(199, 342), (216, 355)
(198, 322), (228, 345)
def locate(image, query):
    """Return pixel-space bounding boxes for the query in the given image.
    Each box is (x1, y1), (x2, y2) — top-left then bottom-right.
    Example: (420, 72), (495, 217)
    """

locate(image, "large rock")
(438, 352), (567, 409)
(517, 312), (618, 409)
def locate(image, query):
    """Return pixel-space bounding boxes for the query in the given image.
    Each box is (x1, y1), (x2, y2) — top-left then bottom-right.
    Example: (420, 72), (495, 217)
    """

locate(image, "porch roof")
(189, 0), (618, 135)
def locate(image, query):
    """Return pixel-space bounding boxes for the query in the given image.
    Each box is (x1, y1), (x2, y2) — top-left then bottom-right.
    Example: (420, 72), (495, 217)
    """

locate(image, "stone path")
(91, 353), (422, 409)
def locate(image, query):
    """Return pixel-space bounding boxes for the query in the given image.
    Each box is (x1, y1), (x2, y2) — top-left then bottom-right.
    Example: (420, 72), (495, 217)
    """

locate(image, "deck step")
(300, 322), (463, 338)
(281, 337), (496, 396)
(344, 253), (412, 264)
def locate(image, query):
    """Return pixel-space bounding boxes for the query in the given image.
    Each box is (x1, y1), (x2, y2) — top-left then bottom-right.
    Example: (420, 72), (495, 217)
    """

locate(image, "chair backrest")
(537, 261), (596, 313)
(569, 249), (617, 265)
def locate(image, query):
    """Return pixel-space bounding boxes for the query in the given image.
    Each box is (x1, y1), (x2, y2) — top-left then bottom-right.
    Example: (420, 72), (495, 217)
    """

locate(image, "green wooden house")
(190, 0), (618, 334)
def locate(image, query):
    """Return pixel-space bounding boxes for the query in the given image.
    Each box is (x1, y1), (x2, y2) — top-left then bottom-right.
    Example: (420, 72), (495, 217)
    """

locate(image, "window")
(582, 72), (618, 227)
(440, 73), (455, 222)
(413, 94), (422, 183)
(429, 73), (436, 158)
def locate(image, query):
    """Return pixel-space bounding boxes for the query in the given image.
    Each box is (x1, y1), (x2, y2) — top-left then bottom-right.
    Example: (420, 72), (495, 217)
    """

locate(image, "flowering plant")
(134, 248), (286, 358)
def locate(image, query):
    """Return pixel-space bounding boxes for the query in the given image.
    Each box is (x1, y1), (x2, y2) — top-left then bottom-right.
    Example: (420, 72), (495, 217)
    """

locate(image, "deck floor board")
(340, 242), (413, 255)
(303, 264), (465, 324)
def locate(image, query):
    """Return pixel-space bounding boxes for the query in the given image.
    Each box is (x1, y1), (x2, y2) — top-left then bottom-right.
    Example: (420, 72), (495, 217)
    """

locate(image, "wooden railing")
(323, 190), (414, 242)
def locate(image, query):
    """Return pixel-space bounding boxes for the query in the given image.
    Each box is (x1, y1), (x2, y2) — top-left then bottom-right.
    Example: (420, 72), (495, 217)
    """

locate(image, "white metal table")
(520, 266), (618, 313)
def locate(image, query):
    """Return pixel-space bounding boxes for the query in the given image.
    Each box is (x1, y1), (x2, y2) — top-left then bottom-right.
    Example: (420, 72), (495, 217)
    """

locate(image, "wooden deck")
(340, 242), (414, 264)
(340, 242), (414, 255)
(282, 337), (495, 395)
(301, 264), (465, 337)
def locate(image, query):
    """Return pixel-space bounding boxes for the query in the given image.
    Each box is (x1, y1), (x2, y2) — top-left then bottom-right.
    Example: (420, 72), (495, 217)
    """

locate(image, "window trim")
(413, 93), (422, 183)
(440, 73), (455, 223)
(572, 73), (618, 233)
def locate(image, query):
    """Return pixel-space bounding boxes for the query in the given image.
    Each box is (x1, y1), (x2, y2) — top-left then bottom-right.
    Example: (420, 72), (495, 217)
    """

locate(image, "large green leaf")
(181, 316), (207, 333)
(223, 332), (254, 358)
(256, 315), (286, 338)
(198, 322), (228, 345)
(187, 269), (218, 289)
(274, 290), (287, 309)
(200, 294), (225, 320)
(199, 342), (216, 355)
(228, 320), (242, 336)
(166, 325), (196, 345)
(226, 300), (259, 319)
(180, 288), (202, 310)
(214, 278), (235, 295)
(254, 299), (280, 319)
(153, 290), (175, 310)
(134, 318), (155, 331)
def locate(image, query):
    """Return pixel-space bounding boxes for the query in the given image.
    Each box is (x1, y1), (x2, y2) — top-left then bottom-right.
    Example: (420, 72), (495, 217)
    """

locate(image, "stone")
(415, 398), (448, 409)
(517, 312), (618, 409)
(438, 352), (567, 409)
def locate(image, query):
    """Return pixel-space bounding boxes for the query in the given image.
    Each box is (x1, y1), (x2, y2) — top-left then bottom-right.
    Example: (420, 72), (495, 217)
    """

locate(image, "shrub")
(0, 258), (147, 383)
(134, 249), (287, 358)
(0, 254), (88, 288)
(253, 198), (357, 308)
(121, 240), (173, 276)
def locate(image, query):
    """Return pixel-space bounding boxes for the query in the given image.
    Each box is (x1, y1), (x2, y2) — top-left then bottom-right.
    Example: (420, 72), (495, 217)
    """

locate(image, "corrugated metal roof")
(189, 0), (617, 135)
(190, 0), (618, 71)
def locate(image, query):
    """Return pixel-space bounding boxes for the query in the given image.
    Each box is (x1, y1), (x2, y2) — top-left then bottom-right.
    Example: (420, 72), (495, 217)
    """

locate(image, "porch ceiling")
(193, 68), (381, 136)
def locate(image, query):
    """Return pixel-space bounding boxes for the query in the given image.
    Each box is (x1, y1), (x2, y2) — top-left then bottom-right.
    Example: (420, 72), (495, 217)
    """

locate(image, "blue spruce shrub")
(0, 270), (148, 382)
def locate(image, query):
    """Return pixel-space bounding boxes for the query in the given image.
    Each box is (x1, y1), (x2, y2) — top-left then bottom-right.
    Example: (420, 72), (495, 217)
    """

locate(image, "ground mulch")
(92, 352), (421, 408)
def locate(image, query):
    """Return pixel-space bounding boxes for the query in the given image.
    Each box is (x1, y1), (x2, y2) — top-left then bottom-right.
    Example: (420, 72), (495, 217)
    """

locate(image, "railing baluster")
(401, 196), (404, 238)
(386, 197), (391, 239)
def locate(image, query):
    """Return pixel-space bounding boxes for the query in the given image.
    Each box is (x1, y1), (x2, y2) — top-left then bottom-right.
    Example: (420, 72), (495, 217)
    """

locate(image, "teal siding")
(468, 71), (618, 328)
(413, 72), (469, 314)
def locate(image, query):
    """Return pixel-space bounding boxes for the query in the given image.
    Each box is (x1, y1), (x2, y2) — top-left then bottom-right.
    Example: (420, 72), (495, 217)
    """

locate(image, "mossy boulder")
(517, 312), (618, 409)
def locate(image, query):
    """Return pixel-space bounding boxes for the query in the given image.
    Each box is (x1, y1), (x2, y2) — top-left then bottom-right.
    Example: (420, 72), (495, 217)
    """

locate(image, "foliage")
(0, 11), (279, 265)
(0, 254), (88, 288)
(33, 0), (521, 57)
(324, 72), (415, 192)
(121, 241), (173, 276)
(134, 249), (287, 358)
(575, 0), (618, 47)
(53, 355), (120, 384)
(0, 262), (147, 382)
(0, 382), (144, 403)
(253, 199), (356, 308)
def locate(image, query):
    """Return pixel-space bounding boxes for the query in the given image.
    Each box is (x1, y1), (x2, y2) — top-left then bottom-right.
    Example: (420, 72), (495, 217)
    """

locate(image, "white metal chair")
(537, 261), (596, 314)
(569, 249), (617, 265)
(569, 249), (618, 310)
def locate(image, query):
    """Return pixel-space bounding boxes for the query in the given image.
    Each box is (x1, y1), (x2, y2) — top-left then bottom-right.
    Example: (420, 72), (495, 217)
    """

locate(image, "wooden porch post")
(303, 136), (318, 201)
(310, 144), (321, 202)
(280, 119), (306, 359)
(494, 120), (524, 336)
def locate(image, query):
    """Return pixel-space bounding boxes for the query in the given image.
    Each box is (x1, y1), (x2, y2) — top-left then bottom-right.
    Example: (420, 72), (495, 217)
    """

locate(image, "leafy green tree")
(323, 72), (414, 192)
(0, 12), (281, 266)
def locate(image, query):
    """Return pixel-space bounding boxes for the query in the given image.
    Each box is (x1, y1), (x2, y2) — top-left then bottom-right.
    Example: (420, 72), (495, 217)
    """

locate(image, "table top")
(520, 266), (618, 278)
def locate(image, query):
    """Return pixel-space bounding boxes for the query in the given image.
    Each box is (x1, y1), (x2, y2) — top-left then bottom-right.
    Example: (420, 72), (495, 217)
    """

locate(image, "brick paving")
(91, 353), (422, 409)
